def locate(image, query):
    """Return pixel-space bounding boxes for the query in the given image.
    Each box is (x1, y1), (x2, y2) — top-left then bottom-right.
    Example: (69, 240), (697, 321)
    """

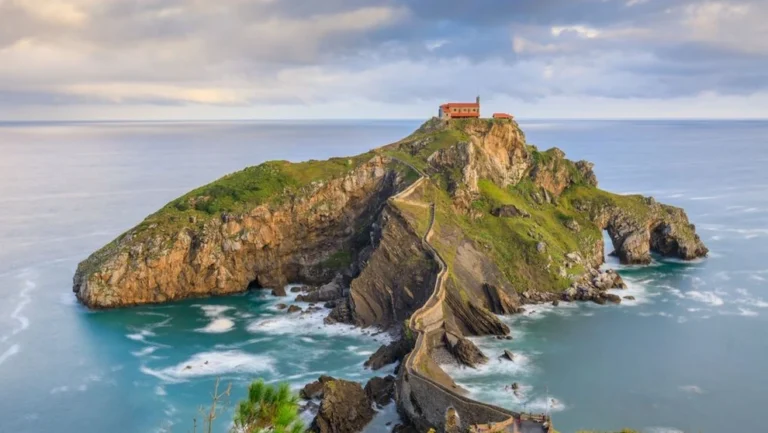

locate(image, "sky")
(1, 0), (767, 120)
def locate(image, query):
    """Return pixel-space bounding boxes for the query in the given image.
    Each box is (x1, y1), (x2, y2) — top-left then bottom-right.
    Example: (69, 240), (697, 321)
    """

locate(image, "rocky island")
(74, 117), (707, 432)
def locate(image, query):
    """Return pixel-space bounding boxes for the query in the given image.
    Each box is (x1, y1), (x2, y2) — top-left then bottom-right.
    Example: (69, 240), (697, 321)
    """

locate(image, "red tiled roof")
(441, 102), (479, 108)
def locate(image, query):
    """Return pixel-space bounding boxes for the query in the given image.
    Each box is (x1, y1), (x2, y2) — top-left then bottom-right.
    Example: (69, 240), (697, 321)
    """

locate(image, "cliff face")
(73, 156), (398, 308)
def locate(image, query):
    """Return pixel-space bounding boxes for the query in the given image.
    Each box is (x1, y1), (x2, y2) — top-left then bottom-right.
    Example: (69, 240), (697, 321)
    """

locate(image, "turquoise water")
(0, 120), (766, 433)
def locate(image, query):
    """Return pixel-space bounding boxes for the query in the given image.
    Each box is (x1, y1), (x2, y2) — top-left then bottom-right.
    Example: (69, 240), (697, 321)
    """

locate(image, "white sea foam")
(127, 329), (156, 342)
(196, 305), (235, 317)
(132, 346), (159, 357)
(155, 385), (167, 396)
(442, 348), (534, 379)
(193, 304), (236, 333)
(141, 350), (276, 383)
(50, 386), (69, 394)
(685, 291), (724, 306)
(0, 344), (20, 367)
(9, 275), (36, 339)
(679, 385), (704, 394)
(197, 318), (235, 333)
(247, 304), (392, 344)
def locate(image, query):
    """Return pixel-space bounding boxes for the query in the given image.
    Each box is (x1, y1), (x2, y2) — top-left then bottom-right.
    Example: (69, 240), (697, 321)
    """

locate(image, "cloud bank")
(1, 0), (767, 119)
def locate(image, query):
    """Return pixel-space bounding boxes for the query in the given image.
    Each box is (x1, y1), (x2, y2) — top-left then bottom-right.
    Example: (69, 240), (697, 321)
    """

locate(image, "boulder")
(364, 339), (412, 370)
(564, 219), (581, 232)
(310, 378), (375, 433)
(287, 305), (302, 313)
(601, 293), (622, 304)
(272, 286), (287, 297)
(290, 286), (306, 293)
(363, 375), (395, 407)
(501, 350), (515, 361)
(300, 375), (335, 400)
(297, 274), (345, 303)
(592, 269), (626, 290)
(491, 205), (531, 218)
(275, 303), (288, 310)
(445, 333), (488, 368)
(624, 295), (636, 300)
(536, 242), (547, 253)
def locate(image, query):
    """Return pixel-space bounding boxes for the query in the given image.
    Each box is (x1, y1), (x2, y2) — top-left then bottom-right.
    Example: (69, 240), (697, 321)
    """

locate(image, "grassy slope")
(80, 151), (383, 275)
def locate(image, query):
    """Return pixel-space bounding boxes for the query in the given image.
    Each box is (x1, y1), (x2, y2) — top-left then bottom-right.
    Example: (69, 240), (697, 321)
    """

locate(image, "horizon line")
(2, 116), (768, 124)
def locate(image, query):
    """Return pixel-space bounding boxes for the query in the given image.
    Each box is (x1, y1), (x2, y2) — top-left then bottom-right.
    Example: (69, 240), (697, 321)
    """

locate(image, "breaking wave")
(140, 350), (276, 383)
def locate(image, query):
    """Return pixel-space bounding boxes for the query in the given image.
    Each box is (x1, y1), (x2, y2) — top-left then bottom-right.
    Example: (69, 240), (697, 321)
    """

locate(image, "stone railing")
(390, 160), (552, 433)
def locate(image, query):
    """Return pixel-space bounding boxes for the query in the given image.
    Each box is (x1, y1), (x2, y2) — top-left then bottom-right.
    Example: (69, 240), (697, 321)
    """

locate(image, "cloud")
(0, 0), (766, 118)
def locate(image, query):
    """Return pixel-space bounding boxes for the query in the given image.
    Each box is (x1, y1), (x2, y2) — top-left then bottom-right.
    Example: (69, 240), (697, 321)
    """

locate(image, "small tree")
(231, 380), (304, 433)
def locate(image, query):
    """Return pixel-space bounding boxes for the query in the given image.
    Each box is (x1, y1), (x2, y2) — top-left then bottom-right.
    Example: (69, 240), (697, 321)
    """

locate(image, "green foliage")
(231, 380), (304, 433)
(322, 250), (353, 270)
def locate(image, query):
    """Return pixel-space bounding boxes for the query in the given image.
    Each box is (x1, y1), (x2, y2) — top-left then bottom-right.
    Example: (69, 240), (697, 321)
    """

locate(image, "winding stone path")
(389, 159), (552, 433)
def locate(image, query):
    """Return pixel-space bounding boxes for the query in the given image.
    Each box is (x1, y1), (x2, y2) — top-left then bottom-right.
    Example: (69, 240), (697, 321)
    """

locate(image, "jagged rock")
(491, 205), (530, 218)
(624, 295), (636, 300)
(325, 297), (354, 325)
(575, 160), (598, 186)
(290, 286), (306, 293)
(565, 252), (581, 263)
(501, 350), (515, 361)
(392, 424), (419, 433)
(310, 378), (375, 433)
(445, 333), (488, 368)
(552, 299), (559, 307)
(324, 300), (337, 309)
(592, 269), (626, 290)
(297, 274), (345, 303)
(272, 286), (287, 297)
(482, 283), (520, 315)
(364, 339), (412, 370)
(521, 290), (557, 304)
(564, 219), (581, 232)
(287, 305), (302, 313)
(300, 375), (335, 400)
(601, 293), (622, 304)
(275, 303), (287, 310)
(364, 375), (395, 407)
(463, 301), (511, 336)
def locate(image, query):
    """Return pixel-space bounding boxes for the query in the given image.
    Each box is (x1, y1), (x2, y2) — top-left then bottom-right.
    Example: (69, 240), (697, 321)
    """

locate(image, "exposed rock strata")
(73, 156), (397, 308)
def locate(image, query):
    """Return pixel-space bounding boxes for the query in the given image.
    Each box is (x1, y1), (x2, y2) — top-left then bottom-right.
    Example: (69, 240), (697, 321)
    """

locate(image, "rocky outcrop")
(300, 375), (335, 400)
(447, 292), (510, 336)
(74, 156), (399, 308)
(444, 333), (488, 368)
(490, 205), (530, 218)
(482, 284), (522, 315)
(297, 274), (346, 303)
(583, 197), (709, 264)
(364, 375), (395, 407)
(364, 339), (413, 370)
(310, 378), (375, 433)
(346, 206), (438, 328)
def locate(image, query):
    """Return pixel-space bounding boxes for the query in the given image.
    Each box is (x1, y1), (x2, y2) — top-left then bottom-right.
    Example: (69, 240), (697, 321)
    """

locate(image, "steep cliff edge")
(73, 154), (407, 308)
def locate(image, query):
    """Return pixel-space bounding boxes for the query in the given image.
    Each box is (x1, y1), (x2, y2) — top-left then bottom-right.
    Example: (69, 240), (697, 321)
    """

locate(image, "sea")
(0, 119), (765, 433)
